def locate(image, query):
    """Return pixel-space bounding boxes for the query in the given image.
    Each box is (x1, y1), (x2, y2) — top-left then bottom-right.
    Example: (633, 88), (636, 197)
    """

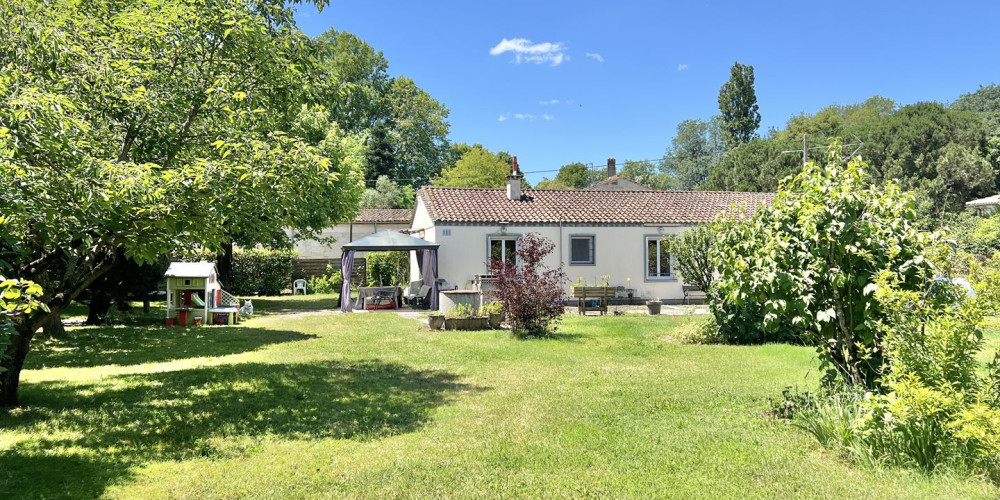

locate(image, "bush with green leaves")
(948, 212), (1000, 257)
(364, 251), (409, 287)
(307, 264), (343, 294)
(230, 249), (296, 296)
(663, 223), (718, 293)
(786, 252), (1000, 481)
(712, 149), (932, 387)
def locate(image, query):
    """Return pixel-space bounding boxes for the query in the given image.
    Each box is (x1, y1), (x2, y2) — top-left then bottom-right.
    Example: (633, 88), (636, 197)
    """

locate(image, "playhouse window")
(184, 279), (191, 286)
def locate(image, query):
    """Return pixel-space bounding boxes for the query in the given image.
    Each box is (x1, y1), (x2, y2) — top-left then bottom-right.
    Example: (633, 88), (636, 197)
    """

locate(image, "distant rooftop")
(966, 194), (1000, 207)
(354, 209), (414, 224)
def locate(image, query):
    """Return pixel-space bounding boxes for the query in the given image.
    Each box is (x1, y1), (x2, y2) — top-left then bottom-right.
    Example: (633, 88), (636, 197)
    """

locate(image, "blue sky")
(296, 0), (1000, 184)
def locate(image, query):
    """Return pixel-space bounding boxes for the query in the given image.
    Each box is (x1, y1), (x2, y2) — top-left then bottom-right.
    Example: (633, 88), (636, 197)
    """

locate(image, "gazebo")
(340, 230), (440, 312)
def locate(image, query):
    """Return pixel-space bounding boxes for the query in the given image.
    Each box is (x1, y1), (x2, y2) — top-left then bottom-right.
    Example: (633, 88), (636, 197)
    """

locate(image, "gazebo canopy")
(342, 230), (439, 251)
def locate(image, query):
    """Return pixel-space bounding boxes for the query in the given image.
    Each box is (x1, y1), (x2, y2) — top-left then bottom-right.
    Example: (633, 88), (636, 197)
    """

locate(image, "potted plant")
(445, 303), (476, 330)
(646, 298), (662, 315)
(481, 301), (503, 329)
(428, 312), (445, 330)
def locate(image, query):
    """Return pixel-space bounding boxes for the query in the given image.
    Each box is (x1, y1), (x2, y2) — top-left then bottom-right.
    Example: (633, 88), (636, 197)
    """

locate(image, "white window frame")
(644, 235), (674, 281)
(487, 236), (520, 267)
(569, 235), (596, 265)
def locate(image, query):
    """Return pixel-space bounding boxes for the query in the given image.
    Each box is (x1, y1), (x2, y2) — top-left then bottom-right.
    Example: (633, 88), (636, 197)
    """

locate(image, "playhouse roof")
(165, 261), (217, 278)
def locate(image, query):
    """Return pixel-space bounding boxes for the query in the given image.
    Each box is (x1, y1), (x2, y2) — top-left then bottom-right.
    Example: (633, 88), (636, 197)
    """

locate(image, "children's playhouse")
(164, 261), (241, 326)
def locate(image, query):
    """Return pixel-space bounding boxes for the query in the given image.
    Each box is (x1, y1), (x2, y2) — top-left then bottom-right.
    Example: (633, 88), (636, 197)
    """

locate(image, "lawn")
(2, 297), (998, 499)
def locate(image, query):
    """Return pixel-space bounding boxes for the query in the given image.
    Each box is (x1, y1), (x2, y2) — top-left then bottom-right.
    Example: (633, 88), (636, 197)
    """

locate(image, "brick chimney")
(607, 158), (616, 178)
(506, 156), (523, 201)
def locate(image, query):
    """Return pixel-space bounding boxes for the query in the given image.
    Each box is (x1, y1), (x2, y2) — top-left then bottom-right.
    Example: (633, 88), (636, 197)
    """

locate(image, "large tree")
(661, 117), (725, 190)
(433, 146), (516, 188)
(536, 162), (602, 189)
(718, 62), (762, 149)
(0, 0), (366, 406)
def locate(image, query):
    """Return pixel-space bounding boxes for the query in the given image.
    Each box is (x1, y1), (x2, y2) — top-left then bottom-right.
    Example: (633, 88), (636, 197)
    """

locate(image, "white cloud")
(513, 113), (535, 120)
(540, 99), (560, 105)
(490, 38), (567, 66)
(542, 114), (554, 121)
(498, 114), (508, 122)
(677, 63), (689, 71)
(585, 52), (604, 63)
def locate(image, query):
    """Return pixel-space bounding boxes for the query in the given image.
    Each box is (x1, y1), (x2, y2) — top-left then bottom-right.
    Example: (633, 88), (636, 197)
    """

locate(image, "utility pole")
(801, 134), (808, 166)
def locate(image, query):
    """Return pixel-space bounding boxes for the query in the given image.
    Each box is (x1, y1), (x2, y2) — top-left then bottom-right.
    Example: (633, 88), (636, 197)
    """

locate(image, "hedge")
(231, 249), (297, 296)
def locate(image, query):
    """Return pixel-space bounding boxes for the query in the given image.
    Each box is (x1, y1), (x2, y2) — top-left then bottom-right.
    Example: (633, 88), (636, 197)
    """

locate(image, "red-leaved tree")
(486, 233), (567, 336)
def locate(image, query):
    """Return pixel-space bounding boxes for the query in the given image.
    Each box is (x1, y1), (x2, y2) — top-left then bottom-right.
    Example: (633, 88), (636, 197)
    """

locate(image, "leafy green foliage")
(717, 62), (761, 149)
(231, 249), (296, 296)
(536, 162), (603, 189)
(364, 251), (409, 287)
(712, 148), (932, 388)
(702, 138), (802, 192)
(433, 145), (512, 188)
(949, 213), (1000, 256)
(661, 117), (725, 190)
(663, 224), (718, 293)
(0, 278), (45, 319)
(360, 176), (414, 209)
(446, 303), (475, 319)
(307, 264), (342, 294)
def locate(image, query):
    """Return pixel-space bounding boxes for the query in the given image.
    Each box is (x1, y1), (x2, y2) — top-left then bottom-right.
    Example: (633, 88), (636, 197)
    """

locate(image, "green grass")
(2, 300), (998, 499)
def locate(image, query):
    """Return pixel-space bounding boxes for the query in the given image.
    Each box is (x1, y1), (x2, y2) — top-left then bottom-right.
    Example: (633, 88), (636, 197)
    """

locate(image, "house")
(409, 158), (773, 303)
(291, 208), (414, 277)
(966, 194), (999, 216)
(586, 158), (655, 191)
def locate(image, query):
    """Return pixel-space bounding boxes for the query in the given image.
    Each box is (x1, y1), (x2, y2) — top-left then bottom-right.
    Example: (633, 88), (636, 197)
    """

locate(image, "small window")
(645, 236), (671, 279)
(489, 237), (517, 265)
(569, 236), (595, 265)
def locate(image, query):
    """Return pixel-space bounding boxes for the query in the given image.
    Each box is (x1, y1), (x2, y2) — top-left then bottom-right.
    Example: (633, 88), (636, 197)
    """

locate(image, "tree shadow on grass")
(26, 326), (317, 369)
(1, 360), (480, 500)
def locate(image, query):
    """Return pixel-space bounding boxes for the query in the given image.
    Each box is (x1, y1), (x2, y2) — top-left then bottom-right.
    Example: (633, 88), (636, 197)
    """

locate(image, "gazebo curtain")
(415, 249), (439, 310)
(339, 250), (355, 312)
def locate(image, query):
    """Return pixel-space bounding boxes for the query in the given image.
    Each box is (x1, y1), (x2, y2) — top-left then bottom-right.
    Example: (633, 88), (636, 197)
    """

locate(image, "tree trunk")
(0, 322), (36, 407)
(86, 291), (113, 326)
(218, 240), (234, 289)
(41, 313), (66, 338)
(143, 298), (151, 314)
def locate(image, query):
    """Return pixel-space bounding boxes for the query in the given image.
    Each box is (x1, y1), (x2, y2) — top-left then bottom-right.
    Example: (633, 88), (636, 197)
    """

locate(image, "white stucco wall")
(410, 199), (695, 302)
(292, 222), (410, 259)
(430, 223), (691, 300)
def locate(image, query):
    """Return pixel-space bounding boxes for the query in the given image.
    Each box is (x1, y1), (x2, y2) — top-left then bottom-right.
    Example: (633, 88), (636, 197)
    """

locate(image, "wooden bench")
(682, 285), (707, 304)
(571, 286), (614, 315)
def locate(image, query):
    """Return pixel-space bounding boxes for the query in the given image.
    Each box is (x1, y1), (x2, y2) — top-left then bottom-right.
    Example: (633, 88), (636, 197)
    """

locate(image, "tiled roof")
(354, 209), (414, 224)
(418, 187), (773, 224)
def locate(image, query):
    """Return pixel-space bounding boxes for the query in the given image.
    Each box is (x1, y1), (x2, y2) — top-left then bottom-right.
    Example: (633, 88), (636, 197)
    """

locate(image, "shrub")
(307, 264), (342, 294)
(446, 303), (475, 318)
(712, 148), (932, 387)
(364, 251), (408, 287)
(230, 249), (296, 296)
(790, 252), (1000, 481)
(486, 233), (567, 337)
(663, 223), (718, 293)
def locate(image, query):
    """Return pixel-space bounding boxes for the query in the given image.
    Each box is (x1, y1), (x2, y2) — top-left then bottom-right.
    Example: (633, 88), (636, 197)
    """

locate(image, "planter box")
(445, 316), (489, 331)
(488, 313), (502, 329)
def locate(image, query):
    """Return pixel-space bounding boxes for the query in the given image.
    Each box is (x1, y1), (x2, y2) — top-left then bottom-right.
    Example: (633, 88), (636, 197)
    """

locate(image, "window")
(569, 236), (595, 265)
(489, 237), (517, 265)
(645, 236), (672, 279)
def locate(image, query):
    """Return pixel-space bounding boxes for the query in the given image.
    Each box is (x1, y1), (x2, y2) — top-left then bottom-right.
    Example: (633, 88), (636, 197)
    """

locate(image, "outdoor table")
(354, 286), (401, 310)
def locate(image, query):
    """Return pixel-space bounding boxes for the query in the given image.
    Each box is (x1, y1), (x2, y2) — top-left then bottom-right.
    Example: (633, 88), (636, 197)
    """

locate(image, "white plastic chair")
(292, 279), (307, 295)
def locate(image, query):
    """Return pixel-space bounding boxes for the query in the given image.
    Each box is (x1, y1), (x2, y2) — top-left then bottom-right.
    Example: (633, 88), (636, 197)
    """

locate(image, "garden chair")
(411, 285), (431, 310)
(401, 280), (422, 305)
(292, 279), (307, 295)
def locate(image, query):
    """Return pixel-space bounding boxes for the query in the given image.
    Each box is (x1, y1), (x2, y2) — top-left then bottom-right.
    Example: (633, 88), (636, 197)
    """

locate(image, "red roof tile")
(354, 209), (414, 224)
(418, 187), (773, 224)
